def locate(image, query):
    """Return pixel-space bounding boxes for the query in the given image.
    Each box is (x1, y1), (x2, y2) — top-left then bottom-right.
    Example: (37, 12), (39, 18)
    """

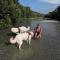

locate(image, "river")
(0, 20), (60, 60)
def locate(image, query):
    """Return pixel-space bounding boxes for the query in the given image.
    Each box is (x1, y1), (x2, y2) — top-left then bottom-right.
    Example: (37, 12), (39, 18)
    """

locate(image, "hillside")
(45, 5), (60, 21)
(0, 0), (42, 29)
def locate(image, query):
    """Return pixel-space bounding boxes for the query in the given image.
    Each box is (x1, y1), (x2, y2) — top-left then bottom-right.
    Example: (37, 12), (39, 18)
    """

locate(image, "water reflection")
(16, 19), (31, 27)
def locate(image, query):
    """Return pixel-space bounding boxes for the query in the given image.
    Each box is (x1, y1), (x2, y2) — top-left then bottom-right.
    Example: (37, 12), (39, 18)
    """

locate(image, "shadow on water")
(7, 32), (17, 37)
(5, 41), (11, 45)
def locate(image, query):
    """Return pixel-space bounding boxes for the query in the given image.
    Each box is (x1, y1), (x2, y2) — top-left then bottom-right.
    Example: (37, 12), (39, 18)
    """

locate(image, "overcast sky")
(19, 0), (60, 14)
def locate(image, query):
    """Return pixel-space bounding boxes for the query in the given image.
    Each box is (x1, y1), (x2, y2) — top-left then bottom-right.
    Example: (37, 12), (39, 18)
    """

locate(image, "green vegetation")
(45, 5), (60, 21)
(0, 0), (42, 29)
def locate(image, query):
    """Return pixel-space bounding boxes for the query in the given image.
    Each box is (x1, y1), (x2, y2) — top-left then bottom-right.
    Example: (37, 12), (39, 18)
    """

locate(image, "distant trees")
(45, 5), (60, 21)
(20, 6), (31, 18)
(0, 0), (41, 29)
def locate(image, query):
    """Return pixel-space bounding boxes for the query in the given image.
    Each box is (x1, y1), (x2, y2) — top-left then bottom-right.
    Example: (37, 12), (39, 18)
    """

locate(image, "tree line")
(0, 0), (41, 29)
(45, 5), (60, 21)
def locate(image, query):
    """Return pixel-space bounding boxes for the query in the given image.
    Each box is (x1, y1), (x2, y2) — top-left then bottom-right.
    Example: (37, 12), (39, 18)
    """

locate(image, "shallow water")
(0, 19), (60, 60)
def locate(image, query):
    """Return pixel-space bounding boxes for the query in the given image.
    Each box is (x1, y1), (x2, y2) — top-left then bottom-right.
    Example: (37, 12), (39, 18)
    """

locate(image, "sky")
(19, 0), (60, 14)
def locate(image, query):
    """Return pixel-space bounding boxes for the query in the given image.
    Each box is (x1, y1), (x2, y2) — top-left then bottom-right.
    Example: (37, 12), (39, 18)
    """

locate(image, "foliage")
(0, 0), (41, 29)
(45, 5), (60, 21)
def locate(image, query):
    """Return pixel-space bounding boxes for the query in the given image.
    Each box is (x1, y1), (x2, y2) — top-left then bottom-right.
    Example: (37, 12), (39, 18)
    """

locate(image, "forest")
(45, 5), (60, 21)
(0, 0), (42, 29)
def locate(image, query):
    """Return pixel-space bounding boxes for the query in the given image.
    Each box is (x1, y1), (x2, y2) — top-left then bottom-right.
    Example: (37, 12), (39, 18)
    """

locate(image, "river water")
(0, 20), (60, 60)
